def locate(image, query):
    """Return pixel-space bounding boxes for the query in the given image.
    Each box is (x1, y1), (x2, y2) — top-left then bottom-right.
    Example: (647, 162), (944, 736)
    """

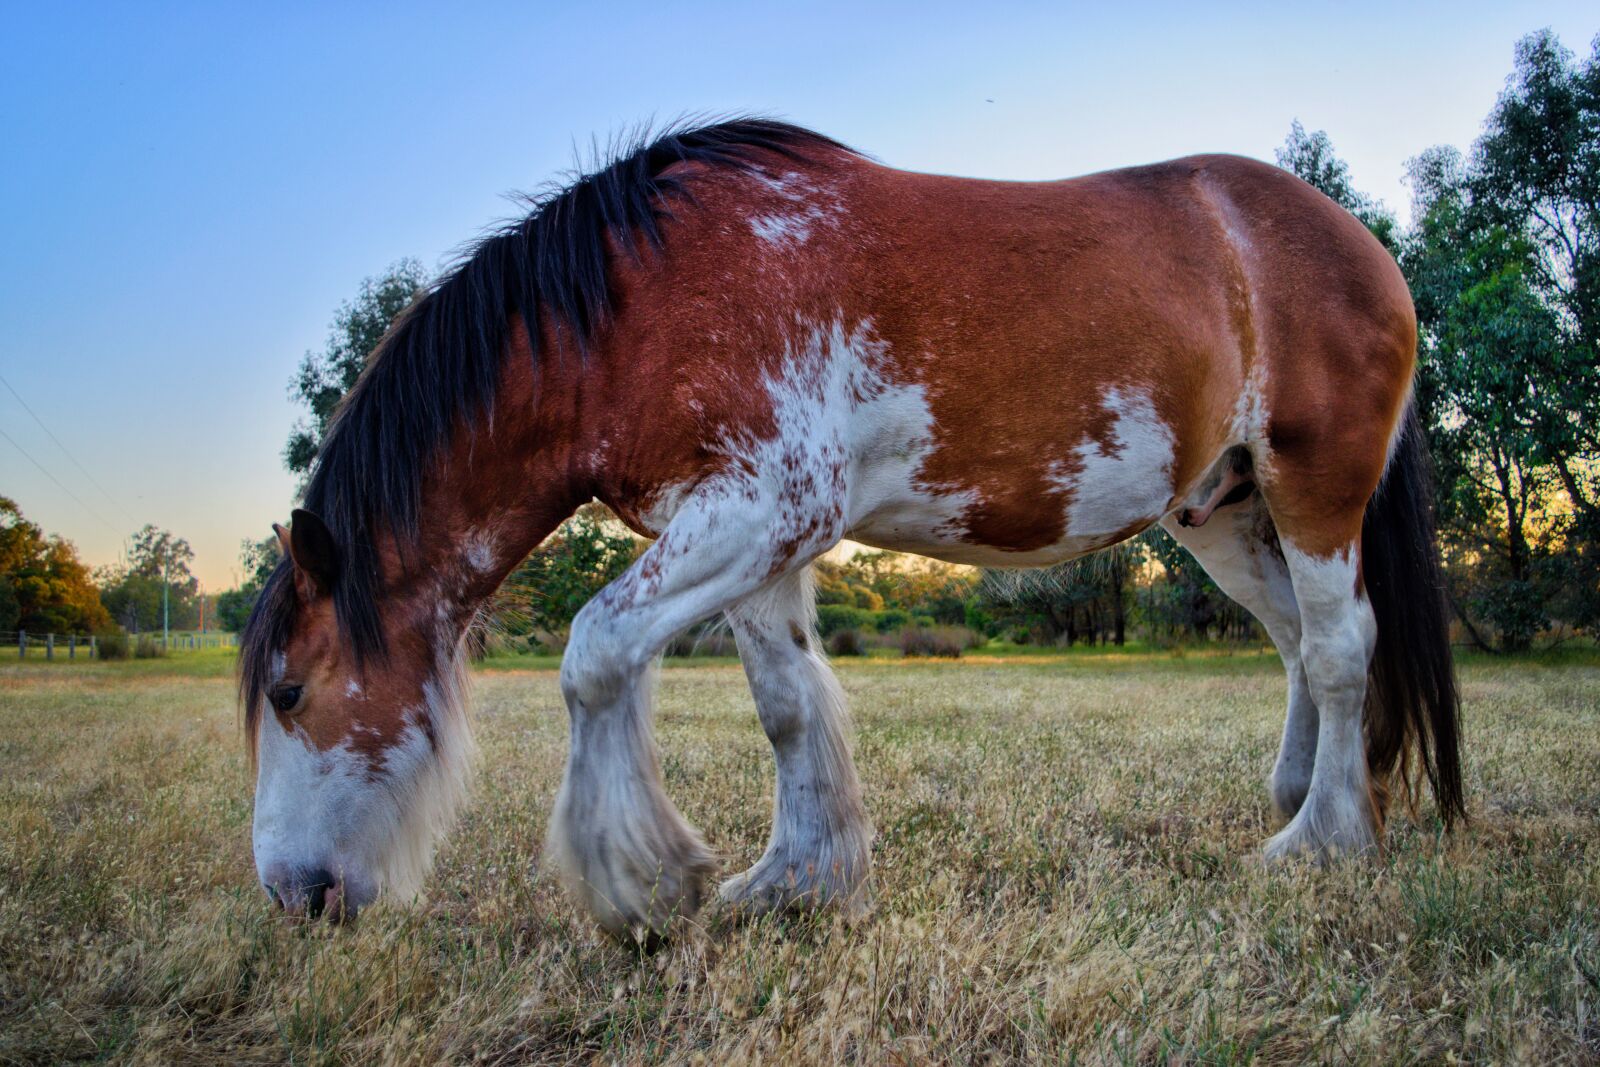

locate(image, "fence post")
(47, 633), (54, 661)
(18, 632), (24, 659)
(90, 635), (97, 660)
(69, 635), (76, 659)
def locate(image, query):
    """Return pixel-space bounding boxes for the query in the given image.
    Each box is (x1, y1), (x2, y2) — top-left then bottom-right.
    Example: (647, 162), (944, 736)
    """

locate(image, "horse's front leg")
(546, 479), (840, 939)
(721, 569), (872, 915)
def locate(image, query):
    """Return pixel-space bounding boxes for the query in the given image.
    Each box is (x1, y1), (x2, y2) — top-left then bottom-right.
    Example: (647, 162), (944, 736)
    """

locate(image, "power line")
(0, 424), (119, 534)
(0, 369), (137, 525)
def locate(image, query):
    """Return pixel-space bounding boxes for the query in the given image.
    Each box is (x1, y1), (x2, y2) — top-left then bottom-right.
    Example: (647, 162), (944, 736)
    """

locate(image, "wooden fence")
(4, 631), (237, 660)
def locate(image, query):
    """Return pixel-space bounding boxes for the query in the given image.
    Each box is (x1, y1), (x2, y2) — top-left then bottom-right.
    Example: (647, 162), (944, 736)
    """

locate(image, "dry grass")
(2, 652), (1598, 1064)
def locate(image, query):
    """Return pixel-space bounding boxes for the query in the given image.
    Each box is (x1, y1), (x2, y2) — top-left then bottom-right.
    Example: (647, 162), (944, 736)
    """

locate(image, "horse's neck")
(398, 348), (590, 611)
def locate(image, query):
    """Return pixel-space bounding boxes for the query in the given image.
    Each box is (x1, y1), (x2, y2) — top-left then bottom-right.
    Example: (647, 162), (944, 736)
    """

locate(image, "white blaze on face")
(252, 710), (386, 905)
(250, 654), (475, 909)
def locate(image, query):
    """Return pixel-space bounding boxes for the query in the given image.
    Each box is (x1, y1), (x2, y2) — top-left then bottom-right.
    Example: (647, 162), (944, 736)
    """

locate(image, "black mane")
(241, 118), (852, 728)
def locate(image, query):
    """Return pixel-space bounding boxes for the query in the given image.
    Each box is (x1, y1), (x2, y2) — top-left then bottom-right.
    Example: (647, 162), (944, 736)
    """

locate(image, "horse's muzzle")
(262, 866), (350, 922)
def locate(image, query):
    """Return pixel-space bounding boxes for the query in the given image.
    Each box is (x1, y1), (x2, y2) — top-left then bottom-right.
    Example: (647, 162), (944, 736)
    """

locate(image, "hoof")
(718, 849), (870, 919)
(1263, 795), (1377, 865)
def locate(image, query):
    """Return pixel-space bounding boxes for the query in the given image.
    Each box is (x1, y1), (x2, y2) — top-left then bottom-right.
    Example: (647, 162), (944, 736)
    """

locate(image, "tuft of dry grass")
(1, 653), (1597, 1064)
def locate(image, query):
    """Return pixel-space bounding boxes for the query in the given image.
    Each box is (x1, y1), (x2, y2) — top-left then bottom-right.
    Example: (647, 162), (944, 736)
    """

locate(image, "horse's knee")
(559, 606), (639, 709)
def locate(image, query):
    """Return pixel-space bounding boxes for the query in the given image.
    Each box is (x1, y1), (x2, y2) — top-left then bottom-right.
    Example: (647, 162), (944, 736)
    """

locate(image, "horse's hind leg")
(721, 569), (872, 915)
(1255, 436), (1391, 861)
(1159, 500), (1317, 822)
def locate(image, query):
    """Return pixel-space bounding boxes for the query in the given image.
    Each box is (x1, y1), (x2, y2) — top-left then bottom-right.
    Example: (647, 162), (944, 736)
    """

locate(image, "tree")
(97, 525), (200, 633)
(285, 260), (428, 476)
(215, 535), (283, 633)
(0, 496), (111, 634)
(1401, 31), (1600, 648)
(1277, 119), (1401, 254)
(980, 538), (1157, 647)
(499, 507), (641, 638)
(0, 576), (18, 634)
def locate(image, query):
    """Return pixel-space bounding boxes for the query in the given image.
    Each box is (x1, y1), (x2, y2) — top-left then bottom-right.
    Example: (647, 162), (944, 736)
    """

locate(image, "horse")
(241, 119), (1464, 936)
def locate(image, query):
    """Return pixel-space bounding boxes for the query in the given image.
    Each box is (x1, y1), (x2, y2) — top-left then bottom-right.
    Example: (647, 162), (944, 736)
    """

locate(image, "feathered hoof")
(718, 846), (871, 921)
(552, 820), (719, 942)
(1262, 794), (1378, 866)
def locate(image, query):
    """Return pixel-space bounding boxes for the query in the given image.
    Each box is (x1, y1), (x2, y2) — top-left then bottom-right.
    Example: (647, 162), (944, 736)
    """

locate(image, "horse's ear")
(285, 509), (339, 597)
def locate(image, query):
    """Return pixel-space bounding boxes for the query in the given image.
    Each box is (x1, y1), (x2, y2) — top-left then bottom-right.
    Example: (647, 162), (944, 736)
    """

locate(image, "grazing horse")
(241, 120), (1464, 935)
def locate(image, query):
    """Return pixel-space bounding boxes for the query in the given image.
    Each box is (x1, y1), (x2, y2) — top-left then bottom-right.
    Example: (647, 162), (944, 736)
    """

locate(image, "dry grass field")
(2, 649), (1597, 1064)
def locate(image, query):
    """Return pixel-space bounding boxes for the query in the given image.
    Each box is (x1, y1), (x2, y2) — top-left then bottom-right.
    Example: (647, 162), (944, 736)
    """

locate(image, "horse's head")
(240, 509), (473, 921)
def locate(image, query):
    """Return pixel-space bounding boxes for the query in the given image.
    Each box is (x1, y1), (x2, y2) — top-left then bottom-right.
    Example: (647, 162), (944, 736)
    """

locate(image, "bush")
(95, 631), (128, 660)
(664, 627), (738, 657)
(525, 630), (567, 656)
(899, 625), (979, 658)
(816, 604), (875, 637)
(134, 635), (165, 659)
(874, 609), (910, 633)
(828, 628), (866, 656)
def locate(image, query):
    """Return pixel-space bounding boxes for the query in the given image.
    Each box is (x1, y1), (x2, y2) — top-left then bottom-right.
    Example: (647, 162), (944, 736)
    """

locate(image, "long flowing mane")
(241, 119), (854, 730)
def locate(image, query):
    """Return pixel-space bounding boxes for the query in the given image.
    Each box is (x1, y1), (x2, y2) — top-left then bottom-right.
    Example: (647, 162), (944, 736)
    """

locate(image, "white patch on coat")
(750, 211), (820, 245)
(1056, 387), (1176, 541)
(251, 652), (475, 909)
(1265, 537), (1380, 861)
(345, 679), (365, 699)
(747, 171), (844, 247)
(461, 528), (497, 575)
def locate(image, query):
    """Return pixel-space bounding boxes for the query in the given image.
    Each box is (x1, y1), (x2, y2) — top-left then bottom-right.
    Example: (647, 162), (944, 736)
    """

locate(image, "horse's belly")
(844, 457), (1168, 568)
(843, 385), (1183, 567)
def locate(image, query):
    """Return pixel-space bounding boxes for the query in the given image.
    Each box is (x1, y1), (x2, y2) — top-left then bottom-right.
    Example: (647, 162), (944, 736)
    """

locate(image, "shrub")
(828, 628), (866, 656)
(874, 609), (910, 633)
(526, 630), (567, 656)
(899, 625), (977, 658)
(816, 604), (875, 637)
(664, 627), (738, 658)
(134, 635), (165, 659)
(96, 631), (128, 660)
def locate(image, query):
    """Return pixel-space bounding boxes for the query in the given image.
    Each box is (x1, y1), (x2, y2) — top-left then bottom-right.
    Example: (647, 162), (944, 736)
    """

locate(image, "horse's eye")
(270, 686), (304, 713)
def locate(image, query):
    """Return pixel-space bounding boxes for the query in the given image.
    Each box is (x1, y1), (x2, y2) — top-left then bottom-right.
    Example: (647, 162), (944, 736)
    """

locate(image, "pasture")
(2, 651), (1597, 1064)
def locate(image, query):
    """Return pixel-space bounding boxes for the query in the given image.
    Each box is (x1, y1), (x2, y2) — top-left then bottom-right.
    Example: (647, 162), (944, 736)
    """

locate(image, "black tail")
(1361, 403), (1466, 828)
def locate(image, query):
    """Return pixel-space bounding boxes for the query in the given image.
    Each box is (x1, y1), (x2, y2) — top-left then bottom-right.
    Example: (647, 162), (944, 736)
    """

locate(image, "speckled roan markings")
(259, 135), (1425, 937)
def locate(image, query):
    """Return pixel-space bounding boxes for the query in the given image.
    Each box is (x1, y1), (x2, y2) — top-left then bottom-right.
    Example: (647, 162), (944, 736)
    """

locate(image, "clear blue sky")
(3, 2), (1595, 588)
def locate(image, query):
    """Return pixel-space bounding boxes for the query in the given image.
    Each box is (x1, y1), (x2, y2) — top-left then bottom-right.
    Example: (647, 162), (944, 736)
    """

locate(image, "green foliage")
(1399, 30), (1600, 649)
(284, 260), (427, 476)
(980, 537), (1164, 646)
(214, 536), (284, 633)
(815, 604), (876, 638)
(0, 576), (18, 634)
(94, 631), (128, 660)
(0, 496), (110, 635)
(501, 509), (641, 638)
(96, 525), (200, 634)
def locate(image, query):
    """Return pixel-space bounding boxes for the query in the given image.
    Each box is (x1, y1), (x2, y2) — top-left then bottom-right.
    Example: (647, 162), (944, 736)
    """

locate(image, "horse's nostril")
(302, 868), (337, 921)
